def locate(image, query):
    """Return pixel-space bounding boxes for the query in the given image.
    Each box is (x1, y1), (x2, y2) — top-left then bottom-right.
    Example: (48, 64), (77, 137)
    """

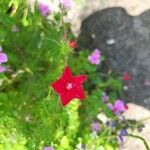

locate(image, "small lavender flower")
(0, 52), (8, 64)
(59, 0), (73, 9)
(118, 129), (128, 143)
(0, 66), (6, 73)
(91, 122), (100, 132)
(38, 0), (53, 16)
(102, 93), (109, 103)
(111, 121), (116, 128)
(43, 146), (54, 150)
(107, 100), (127, 115)
(106, 120), (116, 128)
(88, 49), (101, 65)
(0, 48), (8, 73)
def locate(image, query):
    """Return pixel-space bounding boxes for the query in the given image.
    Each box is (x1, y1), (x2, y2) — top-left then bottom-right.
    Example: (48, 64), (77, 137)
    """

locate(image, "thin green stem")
(106, 127), (112, 144)
(128, 134), (150, 150)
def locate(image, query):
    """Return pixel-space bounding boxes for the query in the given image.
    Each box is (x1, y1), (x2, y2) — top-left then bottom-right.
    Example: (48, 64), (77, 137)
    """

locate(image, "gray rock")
(78, 7), (150, 108)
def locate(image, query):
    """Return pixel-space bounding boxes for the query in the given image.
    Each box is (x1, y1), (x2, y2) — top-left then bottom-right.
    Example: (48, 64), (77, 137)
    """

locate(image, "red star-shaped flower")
(51, 66), (87, 106)
(123, 72), (132, 81)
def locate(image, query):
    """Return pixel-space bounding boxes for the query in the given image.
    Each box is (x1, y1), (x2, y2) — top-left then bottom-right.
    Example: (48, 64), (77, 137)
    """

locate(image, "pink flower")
(38, 0), (53, 16)
(107, 100), (127, 115)
(88, 49), (101, 65)
(59, 0), (73, 9)
(0, 52), (8, 64)
(43, 147), (54, 150)
(0, 47), (8, 73)
(0, 66), (6, 73)
(102, 93), (109, 103)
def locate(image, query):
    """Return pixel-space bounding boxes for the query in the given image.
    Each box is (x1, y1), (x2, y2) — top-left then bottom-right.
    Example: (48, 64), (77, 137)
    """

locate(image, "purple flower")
(107, 100), (126, 115)
(102, 94), (109, 103)
(43, 147), (54, 150)
(0, 47), (8, 73)
(91, 122), (100, 132)
(0, 52), (8, 64)
(0, 66), (6, 73)
(59, 0), (73, 9)
(106, 120), (116, 128)
(118, 129), (128, 143)
(111, 121), (116, 128)
(38, 0), (53, 16)
(88, 49), (101, 65)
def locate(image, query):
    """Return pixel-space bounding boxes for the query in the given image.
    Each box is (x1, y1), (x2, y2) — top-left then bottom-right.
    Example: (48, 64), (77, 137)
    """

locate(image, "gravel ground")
(67, 1), (150, 149)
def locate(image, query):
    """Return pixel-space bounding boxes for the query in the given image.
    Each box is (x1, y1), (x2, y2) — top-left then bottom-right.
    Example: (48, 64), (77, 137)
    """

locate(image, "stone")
(78, 7), (150, 108)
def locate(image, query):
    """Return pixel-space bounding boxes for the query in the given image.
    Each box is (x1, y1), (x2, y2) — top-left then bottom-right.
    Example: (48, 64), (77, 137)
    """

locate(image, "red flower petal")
(51, 78), (65, 94)
(51, 66), (87, 106)
(61, 66), (73, 81)
(72, 75), (88, 85)
(60, 93), (75, 106)
(73, 87), (85, 100)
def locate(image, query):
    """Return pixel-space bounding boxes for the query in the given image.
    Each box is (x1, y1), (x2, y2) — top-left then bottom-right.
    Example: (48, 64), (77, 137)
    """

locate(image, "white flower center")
(66, 83), (73, 90)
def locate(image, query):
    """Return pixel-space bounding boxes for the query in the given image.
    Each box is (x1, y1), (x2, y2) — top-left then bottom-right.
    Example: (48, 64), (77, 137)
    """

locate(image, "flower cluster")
(0, 46), (8, 73)
(107, 99), (127, 115)
(60, 0), (73, 9)
(88, 49), (101, 65)
(38, 0), (73, 16)
(101, 93), (128, 115)
(38, 0), (54, 16)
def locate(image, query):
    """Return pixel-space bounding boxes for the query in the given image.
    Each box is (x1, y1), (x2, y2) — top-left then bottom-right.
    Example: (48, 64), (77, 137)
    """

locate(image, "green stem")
(128, 134), (150, 150)
(128, 116), (150, 130)
(138, 116), (150, 123)
(106, 127), (112, 144)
